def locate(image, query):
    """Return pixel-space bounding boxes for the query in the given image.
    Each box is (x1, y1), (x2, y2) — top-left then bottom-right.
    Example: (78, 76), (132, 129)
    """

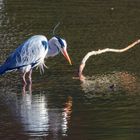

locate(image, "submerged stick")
(79, 39), (140, 80)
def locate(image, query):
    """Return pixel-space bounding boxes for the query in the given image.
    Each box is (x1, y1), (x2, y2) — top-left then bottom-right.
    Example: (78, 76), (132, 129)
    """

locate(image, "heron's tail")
(0, 64), (7, 75)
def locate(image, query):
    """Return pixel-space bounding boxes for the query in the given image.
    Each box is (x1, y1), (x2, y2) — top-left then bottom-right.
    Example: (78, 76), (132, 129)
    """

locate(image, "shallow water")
(0, 0), (140, 140)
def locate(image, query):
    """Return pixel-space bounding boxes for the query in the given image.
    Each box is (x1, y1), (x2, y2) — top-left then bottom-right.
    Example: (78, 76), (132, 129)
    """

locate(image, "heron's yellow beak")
(62, 49), (72, 65)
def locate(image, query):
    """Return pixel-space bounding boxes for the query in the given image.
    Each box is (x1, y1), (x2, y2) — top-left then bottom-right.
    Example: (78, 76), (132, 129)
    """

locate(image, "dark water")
(0, 0), (140, 140)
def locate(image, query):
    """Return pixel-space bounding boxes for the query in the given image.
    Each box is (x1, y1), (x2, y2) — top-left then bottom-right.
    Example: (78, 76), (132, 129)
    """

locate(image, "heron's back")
(0, 35), (48, 74)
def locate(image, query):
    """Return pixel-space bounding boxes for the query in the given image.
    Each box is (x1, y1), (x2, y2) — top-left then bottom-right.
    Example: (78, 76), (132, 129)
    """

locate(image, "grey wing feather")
(2, 35), (48, 71)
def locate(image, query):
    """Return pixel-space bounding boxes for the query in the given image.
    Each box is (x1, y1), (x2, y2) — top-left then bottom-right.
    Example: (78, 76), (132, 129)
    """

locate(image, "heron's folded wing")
(4, 37), (48, 70)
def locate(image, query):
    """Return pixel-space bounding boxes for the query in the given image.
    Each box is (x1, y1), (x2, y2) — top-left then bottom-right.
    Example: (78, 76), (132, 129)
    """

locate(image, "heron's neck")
(47, 42), (60, 57)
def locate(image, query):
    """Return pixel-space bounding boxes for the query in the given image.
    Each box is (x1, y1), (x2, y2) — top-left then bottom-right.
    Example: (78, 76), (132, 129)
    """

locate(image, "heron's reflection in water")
(80, 72), (140, 97)
(19, 84), (72, 137)
(20, 84), (49, 136)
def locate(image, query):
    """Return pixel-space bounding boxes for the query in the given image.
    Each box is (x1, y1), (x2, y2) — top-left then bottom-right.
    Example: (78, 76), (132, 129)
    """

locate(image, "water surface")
(0, 0), (140, 140)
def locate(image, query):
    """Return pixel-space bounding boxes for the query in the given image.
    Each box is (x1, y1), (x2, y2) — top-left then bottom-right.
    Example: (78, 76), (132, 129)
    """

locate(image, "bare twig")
(79, 39), (140, 80)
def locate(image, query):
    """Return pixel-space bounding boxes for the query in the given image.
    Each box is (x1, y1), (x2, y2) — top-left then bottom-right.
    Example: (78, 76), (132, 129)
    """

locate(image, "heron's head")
(55, 36), (72, 65)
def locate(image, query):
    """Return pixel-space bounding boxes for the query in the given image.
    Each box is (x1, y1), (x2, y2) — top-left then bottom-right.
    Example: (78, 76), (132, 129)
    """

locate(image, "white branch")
(79, 39), (140, 78)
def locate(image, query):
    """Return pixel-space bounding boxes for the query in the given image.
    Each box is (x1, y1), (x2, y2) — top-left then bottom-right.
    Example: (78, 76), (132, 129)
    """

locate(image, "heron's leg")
(22, 72), (27, 85)
(28, 69), (32, 84)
